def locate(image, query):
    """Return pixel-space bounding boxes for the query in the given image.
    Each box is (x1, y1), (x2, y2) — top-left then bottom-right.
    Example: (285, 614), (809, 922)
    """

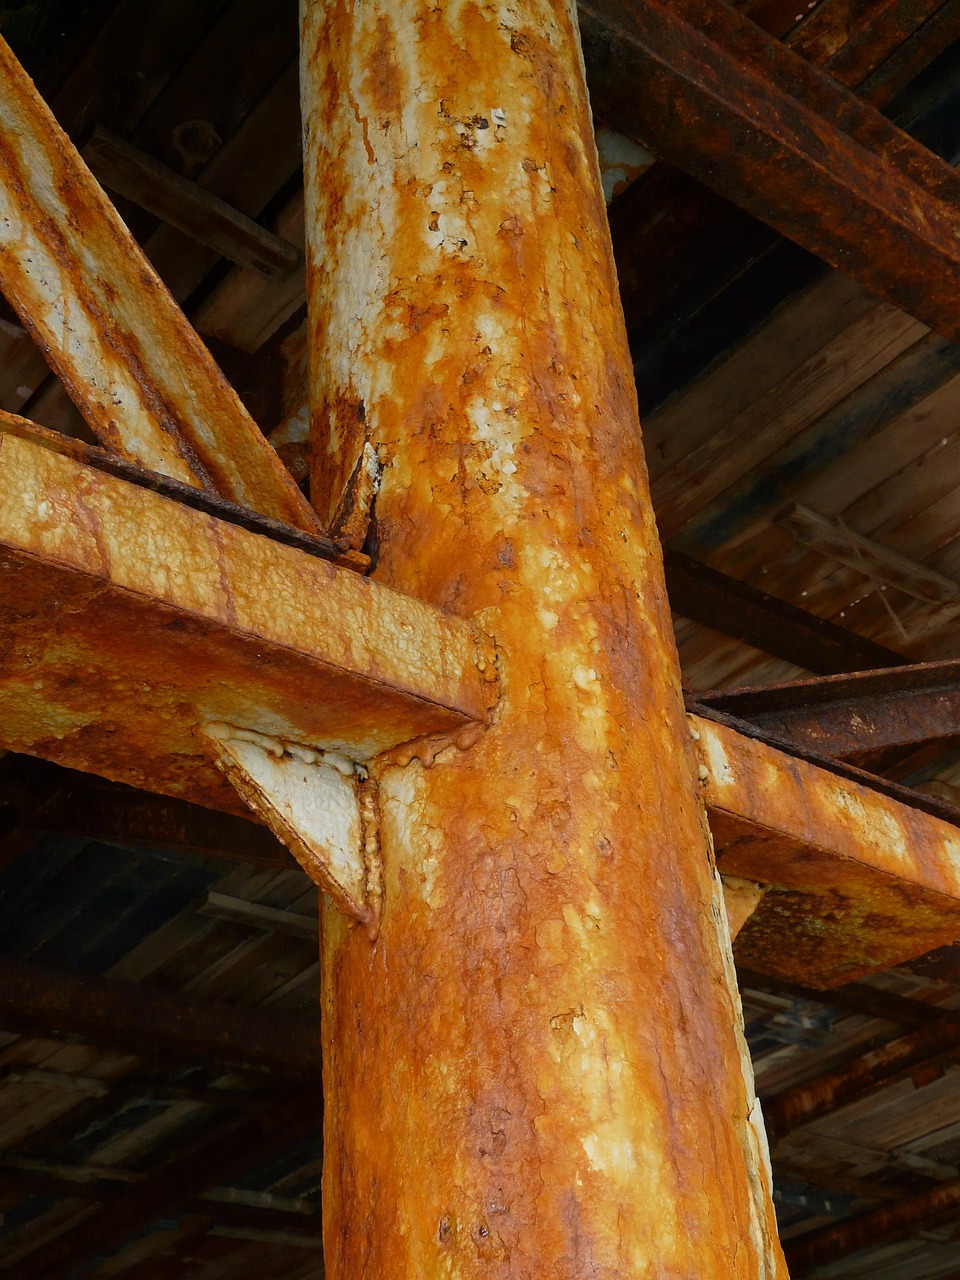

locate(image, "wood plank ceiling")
(1, 0), (960, 1276)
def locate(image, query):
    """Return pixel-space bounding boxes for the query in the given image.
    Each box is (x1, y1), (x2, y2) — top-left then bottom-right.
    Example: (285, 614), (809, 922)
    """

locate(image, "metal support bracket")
(200, 723), (382, 938)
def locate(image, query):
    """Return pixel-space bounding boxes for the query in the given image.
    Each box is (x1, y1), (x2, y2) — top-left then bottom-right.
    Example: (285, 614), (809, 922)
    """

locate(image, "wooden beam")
(779, 503), (960, 604)
(663, 549), (904, 674)
(82, 128), (302, 279)
(692, 714), (960, 985)
(0, 423), (494, 811)
(0, 36), (319, 531)
(696, 658), (960, 759)
(579, 0), (960, 342)
(0, 957), (319, 1077)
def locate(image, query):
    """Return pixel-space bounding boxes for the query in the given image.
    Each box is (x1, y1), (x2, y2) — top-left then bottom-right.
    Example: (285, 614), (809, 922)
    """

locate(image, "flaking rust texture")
(302, 2), (786, 1275)
(694, 717), (960, 986)
(0, 430), (492, 809)
(0, 36), (320, 533)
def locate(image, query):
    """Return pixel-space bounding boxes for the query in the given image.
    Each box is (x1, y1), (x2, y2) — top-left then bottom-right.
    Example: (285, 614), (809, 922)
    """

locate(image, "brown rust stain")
(303, 2), (785, 1276)
(0, 35), (320, 533)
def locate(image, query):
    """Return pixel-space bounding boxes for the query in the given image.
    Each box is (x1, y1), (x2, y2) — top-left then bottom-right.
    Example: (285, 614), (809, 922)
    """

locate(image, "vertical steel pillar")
(300, 3), (786, 1275)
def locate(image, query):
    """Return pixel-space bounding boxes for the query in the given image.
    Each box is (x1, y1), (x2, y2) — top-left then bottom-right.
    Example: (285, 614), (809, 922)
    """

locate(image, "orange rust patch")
(302, 1), (786, 1276)
(0, 431), (494, 809)
(0, 35), (319, 532)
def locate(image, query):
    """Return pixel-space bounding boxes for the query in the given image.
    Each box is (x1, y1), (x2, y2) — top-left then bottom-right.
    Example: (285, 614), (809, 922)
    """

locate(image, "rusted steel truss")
(0, 35), (320, 532)
(580, 0), (960, 342)
(694, 715), (960, 985)
(696, 658), (960, 761)
(1, 6), (960, 1276)
(0, 420), (494, 814)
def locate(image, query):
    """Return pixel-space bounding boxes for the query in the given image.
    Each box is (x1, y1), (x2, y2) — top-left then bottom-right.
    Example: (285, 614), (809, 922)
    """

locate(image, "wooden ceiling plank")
(673, 333), (960, 560)
(581, 0), (960, 340)
(652, 300), (926, 540)
(14, 1091), (317, 1280)
(0, 35), (320, 532)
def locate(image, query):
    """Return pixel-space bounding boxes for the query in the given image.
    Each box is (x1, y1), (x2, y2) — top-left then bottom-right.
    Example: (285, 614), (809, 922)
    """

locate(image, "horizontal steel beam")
(696, 658), (960, 760)
(663, 550), (904, 675)
(0, 424), (495, 811)
(692, 714), (960, 985)
(0, 36), (319, 532)
(579, 0), (960, 342)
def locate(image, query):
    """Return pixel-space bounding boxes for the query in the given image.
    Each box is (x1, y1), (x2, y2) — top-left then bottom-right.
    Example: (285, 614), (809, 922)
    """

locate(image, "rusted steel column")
(301, 4), (786, 1275)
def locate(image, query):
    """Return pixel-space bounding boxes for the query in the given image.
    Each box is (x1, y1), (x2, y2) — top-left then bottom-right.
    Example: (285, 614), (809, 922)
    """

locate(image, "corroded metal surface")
(696, 658), (960, 761)
(694, 715), (960, 986)
(0, 35), (320, 533)
(721, 874), (767, 940)
(579, 0), (960, 343)
(302, 2), (785, 1275)
(0, 430), (493, 810)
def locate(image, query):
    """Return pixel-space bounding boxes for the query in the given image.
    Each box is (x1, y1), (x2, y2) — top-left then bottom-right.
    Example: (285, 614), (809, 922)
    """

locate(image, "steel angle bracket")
(200, 724), (382, 938)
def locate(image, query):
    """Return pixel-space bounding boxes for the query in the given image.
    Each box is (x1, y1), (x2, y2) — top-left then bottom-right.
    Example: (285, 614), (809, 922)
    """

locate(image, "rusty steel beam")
(785, 1176), (960, 1274)
(0, 753), (292, 868)
(764, 1011), (960, 1140)
(43, 771), (292, 867)
(696, 658), (960, 761)
(737, 969), (943, 1030)
(663, 550), (904, 675)
(0, 36), (320, 532)
(302, 2), (785, 1276)
(0, 423), (494, 811)
(578, 0), (960, 342)
(693, 715), (960, 986)
(0, 957), (319, 1077)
